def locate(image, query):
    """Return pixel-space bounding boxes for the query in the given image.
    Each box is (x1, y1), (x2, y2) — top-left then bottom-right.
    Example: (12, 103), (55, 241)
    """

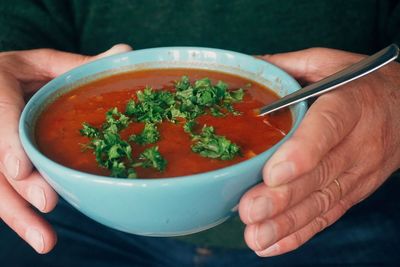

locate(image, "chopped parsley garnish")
(133, 146), (167, 171)
(83, 126), (137, 178)
(191, 126), (241, 160)
(125, 87), (176, 123)
(80, 76), (245, 178)
(129, 123), (160, 145)
(174, 76), (244, 119)
(105, 107), (130, 131)
(80, 123), (100, 138)
(183, 119), (197, 135)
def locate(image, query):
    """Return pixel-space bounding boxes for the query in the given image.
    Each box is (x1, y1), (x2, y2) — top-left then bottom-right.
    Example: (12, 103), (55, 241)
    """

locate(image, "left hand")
(0, 44), (132, 253)
(238, 47), (400, 256)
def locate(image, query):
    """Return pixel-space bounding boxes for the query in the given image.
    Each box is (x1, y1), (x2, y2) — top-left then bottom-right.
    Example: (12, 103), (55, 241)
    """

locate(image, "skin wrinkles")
(0, 45), (399, 256)
(239, 48), (400, 256)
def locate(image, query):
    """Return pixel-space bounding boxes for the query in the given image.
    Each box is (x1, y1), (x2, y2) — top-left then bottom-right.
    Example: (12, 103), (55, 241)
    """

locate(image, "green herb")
(80, 110), (163, 178)
(129, 123), (160, 145)
(175, 77), (245, 118)
(133, 146), (167, 171)
(80, 123), (99, 138)
(85, 131), (135, 178)
(175, 75), (191, 91)
(191, 125), (241, 160)
(125, 76), (244, 124)
(125, 87), (175, 123)
(210, 106), (225, 117)
(183, 120), (197, 135)
(80, 76), (245, 178)
(105, 107), (130, 131)
(223, 88), (244, 116)
(224, 88), (244, 103)
(111, 161), (137, 179)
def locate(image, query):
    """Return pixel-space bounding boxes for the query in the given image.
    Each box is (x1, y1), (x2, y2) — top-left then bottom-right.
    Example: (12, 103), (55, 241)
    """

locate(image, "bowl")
(19, 47), (307, 236)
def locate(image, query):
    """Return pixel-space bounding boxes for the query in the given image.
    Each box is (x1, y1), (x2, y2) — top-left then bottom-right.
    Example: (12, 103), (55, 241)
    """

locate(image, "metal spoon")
(257, 44), (399, 116)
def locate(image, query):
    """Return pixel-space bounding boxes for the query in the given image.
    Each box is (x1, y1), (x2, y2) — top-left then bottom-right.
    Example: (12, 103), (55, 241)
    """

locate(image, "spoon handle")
(258, 44), (399, 116)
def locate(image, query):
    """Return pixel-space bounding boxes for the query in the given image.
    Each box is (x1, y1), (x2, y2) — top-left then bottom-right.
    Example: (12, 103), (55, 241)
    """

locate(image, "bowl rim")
(19, 46), (307, 185)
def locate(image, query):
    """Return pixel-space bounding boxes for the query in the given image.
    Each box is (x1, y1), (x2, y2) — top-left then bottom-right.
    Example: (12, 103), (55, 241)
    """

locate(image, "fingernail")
(4, 154), (20, 180)
(110, 44), (132, 53)
(248, 197), (273, 223)
(28, 185), (46, 211)
(98, 44), (132, 59)
(25, 228), (44, 253)
(256, 243), (280, 257)
(268, 162), (295, 186)
(254, 222), (276, 251)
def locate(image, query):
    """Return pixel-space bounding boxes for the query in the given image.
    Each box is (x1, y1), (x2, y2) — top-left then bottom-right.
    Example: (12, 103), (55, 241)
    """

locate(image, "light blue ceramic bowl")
(19, 47), (306, 236)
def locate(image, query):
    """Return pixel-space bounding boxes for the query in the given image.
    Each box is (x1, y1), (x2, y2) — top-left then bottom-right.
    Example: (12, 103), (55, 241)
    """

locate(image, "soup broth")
(35, 69), (292, 178)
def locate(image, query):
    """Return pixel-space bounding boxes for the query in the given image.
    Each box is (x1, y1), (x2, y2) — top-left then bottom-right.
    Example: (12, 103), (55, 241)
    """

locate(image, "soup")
(35, 69), (292, 178)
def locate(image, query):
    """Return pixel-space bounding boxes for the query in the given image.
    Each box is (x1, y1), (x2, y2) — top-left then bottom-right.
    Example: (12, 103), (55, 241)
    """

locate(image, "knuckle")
(291, 231), (304, 250)
(318, 109), (345, 149)
(281, 184), (294, 206)
(312, 188), (335, 214)
(286, 137), (315, 172)
(244, 225), (259, 251)
(0, 98), (23, 114)
(313, 159), (336, 188)
(312, 216), (329, 233)
(282, 209), (298, 231)
(39, 49), (62, 77)
(272, 185), (294, 214)
(364, 139), (386, 170)
(338, 199), (351, 213)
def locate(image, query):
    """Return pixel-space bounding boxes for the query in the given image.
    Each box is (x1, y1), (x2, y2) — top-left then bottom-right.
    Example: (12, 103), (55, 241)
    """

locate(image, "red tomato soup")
(35, 69), (292, 178)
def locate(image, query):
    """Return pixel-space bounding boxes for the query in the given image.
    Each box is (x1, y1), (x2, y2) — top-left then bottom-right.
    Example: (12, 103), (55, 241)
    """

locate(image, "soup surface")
(35, 69), (292, 178)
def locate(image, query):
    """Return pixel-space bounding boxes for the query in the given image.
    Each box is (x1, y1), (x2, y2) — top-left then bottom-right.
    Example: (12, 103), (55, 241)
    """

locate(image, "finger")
(0, 173), (56, 254)
(245, 169), (360, 253)
(37, 43), (133, 78)
(260, 48), (364, 83)
(255, 199), (350, 257)
(0, 72), (31, 180)
(244, 179), (343, 252)
(7, 171), (58, 213)
(262, 89), (361, 187)
(19, 44), (133, 93)
(93, 43), (133, 60)
(239, 137), (357, 225)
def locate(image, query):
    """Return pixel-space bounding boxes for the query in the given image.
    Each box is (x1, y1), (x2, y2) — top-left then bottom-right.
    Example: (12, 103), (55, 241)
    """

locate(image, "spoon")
(257, 43), (399, 116)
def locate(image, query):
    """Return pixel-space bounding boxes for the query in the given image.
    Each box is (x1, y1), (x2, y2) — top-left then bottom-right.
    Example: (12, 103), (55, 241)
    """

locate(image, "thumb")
(46, 43), (133, 77)
(11, 44), (133, 83)
(260, 48), (364, 83)
(92, 43), (133, 60)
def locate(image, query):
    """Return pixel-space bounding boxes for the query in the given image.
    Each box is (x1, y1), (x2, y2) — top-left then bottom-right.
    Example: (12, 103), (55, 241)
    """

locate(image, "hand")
(238, 47), (400, 257)
(0, 44), (132, 253)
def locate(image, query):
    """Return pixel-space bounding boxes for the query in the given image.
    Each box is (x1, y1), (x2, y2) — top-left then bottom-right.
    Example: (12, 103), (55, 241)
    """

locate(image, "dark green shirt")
(0, 0), (399, 248)
(1, 0), (399, 55)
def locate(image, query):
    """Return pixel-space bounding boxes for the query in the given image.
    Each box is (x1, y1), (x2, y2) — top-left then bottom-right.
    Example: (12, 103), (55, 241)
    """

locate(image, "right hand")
(0, 44), (132, 253)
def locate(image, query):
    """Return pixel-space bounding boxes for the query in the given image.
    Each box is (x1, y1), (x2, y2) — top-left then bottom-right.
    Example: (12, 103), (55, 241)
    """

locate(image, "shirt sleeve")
(0, 0), (77, 52)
